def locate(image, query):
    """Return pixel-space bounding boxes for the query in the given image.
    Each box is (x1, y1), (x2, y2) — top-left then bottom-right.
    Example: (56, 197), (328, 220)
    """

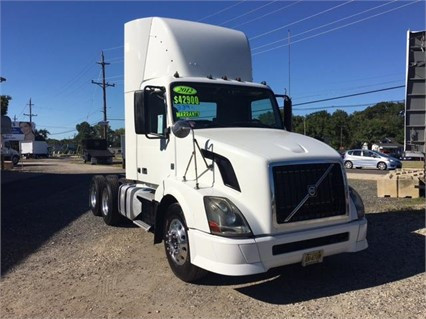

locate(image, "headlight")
(349, 186), (365, 219)
(203, 197), (252, 238)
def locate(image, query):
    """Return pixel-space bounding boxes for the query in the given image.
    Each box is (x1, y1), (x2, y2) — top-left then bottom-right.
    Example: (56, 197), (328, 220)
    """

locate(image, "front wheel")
(377, 162), (387, 170)
(344, 161), (353, 169)
(164, 203), (207, 282)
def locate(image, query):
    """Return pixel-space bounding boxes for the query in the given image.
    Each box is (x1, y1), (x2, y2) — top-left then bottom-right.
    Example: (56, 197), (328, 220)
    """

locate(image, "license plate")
(302, 250), (324, 267)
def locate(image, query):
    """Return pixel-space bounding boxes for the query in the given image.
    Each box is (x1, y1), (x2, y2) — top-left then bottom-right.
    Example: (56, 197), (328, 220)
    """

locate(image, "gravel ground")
(1, 159), (425, 319)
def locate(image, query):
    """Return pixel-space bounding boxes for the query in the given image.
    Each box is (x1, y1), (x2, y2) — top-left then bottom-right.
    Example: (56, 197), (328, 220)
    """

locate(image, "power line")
(252, 0), (398, 51)
(293, 79), (404, 101)
(293, 85), (405, 107)
(293, 100), (405, 111)
(232, 1), (302, 28)
(249, 0), (355, 41)
(197, 1), (247, 22)
(219, 1), (278, 26)
(103, 45), (124, 51)
(253, 0), (421, 55)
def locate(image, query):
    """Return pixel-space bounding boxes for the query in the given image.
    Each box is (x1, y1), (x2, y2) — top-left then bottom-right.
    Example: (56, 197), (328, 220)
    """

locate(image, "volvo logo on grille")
(307, 185), (317, 197)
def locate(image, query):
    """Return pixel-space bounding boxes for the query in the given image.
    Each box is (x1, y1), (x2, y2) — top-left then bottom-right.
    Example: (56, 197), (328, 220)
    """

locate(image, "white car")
(343, 149), (402, 170)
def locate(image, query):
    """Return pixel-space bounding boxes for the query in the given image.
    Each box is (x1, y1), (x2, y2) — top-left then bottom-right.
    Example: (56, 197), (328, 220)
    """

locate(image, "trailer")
(89, 17), (368, 282)
(82, 139), (114, 165)
(20, 141), (48, 158)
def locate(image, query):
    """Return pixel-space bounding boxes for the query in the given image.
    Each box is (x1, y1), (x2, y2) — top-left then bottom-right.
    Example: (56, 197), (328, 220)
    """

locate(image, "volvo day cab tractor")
(89, 17), (368, 282)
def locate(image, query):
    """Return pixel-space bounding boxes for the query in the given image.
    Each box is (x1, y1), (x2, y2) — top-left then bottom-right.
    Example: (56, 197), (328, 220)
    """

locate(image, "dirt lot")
(1, 158), (425, 318)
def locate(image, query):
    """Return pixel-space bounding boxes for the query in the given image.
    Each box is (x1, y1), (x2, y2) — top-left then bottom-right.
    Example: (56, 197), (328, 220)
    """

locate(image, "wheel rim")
(378, 163), (386, 170)
(165, 218), (188, 265)
(345, 162), (352, 168)
(101, 190), (109, 216)
(90, 185), (97, 208)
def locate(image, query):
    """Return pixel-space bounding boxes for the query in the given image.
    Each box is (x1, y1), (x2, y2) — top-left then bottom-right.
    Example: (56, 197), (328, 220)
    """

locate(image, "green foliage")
(1, 95), (12, 116)
(73, 121), (124, 147)
(293, 102), (404, 150)
(75, 121), (98, 144)
(35, 129), (50, 141)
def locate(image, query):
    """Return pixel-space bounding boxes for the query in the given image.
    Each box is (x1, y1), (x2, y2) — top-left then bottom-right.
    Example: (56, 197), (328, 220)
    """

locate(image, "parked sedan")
(343, 149), (402, 170)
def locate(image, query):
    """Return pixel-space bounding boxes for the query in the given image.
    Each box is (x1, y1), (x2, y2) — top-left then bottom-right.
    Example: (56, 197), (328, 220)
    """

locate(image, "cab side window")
(146, 92), (167, 134)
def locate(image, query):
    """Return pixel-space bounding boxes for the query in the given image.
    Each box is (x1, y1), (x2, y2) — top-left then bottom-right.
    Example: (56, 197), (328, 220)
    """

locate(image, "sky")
(1, 0), (425, 139)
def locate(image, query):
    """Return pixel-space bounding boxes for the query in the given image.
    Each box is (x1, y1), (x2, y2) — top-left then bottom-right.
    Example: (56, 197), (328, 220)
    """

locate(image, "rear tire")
(12, 155), (19, 165)
(89, 175), (106, 216)
(377, 162), (387, 170)
(164, 203), (207, 283)
(344, 161), (353, 169)
(101, 175), (122, 226)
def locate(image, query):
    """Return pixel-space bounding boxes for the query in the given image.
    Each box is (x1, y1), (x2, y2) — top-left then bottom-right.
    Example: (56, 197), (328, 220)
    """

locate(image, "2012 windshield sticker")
(173, 86), (197, 95)
(174, 95), (200, 105)
(176, 111), (200, 118)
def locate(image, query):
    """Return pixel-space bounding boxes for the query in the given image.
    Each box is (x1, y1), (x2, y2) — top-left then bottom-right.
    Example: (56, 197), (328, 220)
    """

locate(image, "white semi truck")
(89, 17), (368, 282)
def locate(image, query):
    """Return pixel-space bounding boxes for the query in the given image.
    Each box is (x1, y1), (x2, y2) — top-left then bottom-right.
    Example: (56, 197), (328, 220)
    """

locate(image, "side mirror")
(134, 90), (146, 134)
(283, 95), (292, 132)
(172, 120), (192, 138)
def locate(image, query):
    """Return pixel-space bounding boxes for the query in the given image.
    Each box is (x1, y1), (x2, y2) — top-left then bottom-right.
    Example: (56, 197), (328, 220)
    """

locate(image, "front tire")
(344, 161), (353, 169)
(89, 175), (106, 216)
(164, 203), (207, 282)
(377, 162), (387, 170)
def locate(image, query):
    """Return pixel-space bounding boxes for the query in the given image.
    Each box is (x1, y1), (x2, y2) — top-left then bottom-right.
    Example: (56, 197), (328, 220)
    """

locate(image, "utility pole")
(92, 51), (115, 140)
(303, 116), (306, 135)
(24, 98), (37, 124)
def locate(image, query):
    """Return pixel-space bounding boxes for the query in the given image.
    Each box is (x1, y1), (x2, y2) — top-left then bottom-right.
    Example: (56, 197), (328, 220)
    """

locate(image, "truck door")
(136, 87), (171, 186)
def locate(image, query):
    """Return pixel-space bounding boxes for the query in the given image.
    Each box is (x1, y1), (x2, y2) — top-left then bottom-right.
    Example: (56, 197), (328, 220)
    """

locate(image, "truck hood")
(194, 128), (340, 162)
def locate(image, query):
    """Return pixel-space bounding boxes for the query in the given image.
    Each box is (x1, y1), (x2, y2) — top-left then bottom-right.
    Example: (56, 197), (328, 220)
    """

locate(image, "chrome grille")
(273, 163), (346, 223)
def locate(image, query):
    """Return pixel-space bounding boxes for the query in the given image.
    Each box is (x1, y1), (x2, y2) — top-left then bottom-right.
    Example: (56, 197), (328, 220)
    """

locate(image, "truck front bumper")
(189, 218), (367, 276)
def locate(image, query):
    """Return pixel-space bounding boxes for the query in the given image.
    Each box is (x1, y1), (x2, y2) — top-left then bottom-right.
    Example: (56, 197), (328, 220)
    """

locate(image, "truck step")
(133, 220), (151, 231)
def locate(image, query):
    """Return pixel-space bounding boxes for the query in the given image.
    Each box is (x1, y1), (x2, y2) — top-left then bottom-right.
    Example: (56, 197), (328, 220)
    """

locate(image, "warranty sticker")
(176, 111), (200, 118)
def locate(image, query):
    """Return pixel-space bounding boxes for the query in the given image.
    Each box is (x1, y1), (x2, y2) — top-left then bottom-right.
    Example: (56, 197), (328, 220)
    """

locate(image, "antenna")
(288, 29), (291, 97)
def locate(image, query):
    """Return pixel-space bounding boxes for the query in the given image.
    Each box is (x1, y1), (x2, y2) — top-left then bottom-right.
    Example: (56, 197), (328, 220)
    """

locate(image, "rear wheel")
(377, 162), (387, 170)
(12, 155), (19, 165)
(164, 203), (207, 282)
(89, 175), (106, 216)
(344, 161), (353, 169)
(101, 175), (122, 226)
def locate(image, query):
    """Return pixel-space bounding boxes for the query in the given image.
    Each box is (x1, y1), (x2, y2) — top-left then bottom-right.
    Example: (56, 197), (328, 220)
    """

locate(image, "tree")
(329, 110), (349, 149)
(1, 95), (12, 116)
(292, 115), (305, 135)
(112, 128), (125, 147)
(35, 129), (50, 141)
(348, 102), (404, 148)
(75, 121), (97, 144)
(305, 111), (332, 143)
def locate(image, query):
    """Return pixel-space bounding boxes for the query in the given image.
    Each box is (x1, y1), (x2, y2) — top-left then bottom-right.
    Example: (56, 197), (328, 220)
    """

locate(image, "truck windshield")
(171, 82), (283, 130)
